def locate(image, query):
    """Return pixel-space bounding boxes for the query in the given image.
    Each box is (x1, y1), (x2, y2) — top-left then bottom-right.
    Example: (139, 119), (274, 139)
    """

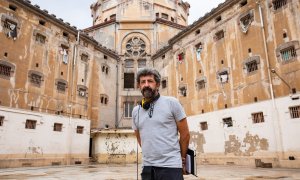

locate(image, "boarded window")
(57, 81), (67, 92)
(30, 73), (42, 86)
(25, 119), (37, 129)
(124, 73), (134, 89)
(272, 0), (287, 10)
(280, 46), (297, 62)
(36, 33), (46, 44)
(196, 79), (206, 90)
(252, 112), (264, 123)
(200, 122), (208, 131)
(76, 126), (84, 134)
(246, 60), (258, 73)
(215, 30), (224, 41)
(223, 117), (233, 127)
(124, 101), (134, 118)
(289, 106), (300, 119)
(0, 116), (4, 126)
(162, 79), (167, 89)
(53, 123), (62, 132)
(0, 64), (12, 77)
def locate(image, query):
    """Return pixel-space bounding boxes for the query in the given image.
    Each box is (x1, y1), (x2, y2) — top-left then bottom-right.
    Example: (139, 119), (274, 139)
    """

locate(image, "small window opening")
(162, 79), (167, 89)
(125, 59), (134, 68)
(30, 73), (42, 86)
(215, 16), (222, 23)
(110, 14), (116, 20)
(181, 77), (183, 81)
(200, 122), (208, 131)
(63, 32), (69, 39)
(178, 53), (185, 63)
(53, 123), (62, 132)
(221, 60), (224, 64)
(78, 88), (87, 97)
(252, 112), (264, 123)
(138, 59), (146, 68)
(196, 80), (206, 90)
(61, 72), (63, 75)
(4, 52), (8, 57)
(246, 60), (258, 73)
(156, 13), (159, 18)
(76, 126), (84, 134)
(248, 48), (252, 53)
(272, 0), (287, 10)
(9, 4), (17, 11)
(199, 70), (202, 74)
(195, 29), (200, 35)
(25, 119), (37, 129)
(161, 13), (168, 20)
(36, 63), (39, 67)
(57, 81), (67, 92)
(124, 73), (135, 89)
(292, 88), (296, 94)
(254, 97), (258, 102)
(179, 86), (187, 97)
(289, 106), (300, 119)
(82, 79), (84, 82)
(105, 67), (109, 74)
(162, 55), (165, 59)
(240, 0), (248, 7)
(225, 104), (228, 108)
(0, 116), (4, 126)
(280, 46), (297, 62)
(283, 32), (287, 38)
(215, 30), (224, 41)
(39, 20), (46, 26)
(36, 33), (46, 44)
(218, 70), (229, 83)
(171, 17), (174, 22)
(104, 55), (108, 59)
(202, 109), (204, 114)
(81, 54), (88, 61)
(223, 117), (233, 127)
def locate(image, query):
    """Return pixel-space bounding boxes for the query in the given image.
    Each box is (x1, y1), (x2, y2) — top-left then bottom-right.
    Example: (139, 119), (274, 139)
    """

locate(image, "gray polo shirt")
(132, 96), (186, 168)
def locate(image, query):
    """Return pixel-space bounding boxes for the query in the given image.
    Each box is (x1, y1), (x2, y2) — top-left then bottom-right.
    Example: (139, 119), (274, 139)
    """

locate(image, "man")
(132, 68), (190, 180)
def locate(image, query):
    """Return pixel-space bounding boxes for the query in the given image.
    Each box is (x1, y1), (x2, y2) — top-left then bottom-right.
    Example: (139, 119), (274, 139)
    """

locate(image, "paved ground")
(0, 164), (300, 180)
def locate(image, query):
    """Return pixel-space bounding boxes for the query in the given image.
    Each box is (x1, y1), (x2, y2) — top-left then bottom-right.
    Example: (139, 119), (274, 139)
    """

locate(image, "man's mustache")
(141, 87), (154, 93)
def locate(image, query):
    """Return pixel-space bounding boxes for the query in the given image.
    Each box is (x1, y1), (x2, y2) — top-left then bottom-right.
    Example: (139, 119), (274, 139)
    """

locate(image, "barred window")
(196, 80), (206, 90)
(30, 73), (42, 86)
(200, 122), (208, 131)
(124, 102), (134, 118)
(246, 60), (258, 73)
(223, 117), (233, 127)
(53, 123), (62, 132)
(57, 81), (67, 92)
(0, 116), (4, 126)
(252, 112), (264, 123)
(280, 46), (297, 62)
(25, 119), (37, 129)
(76, 126), (84, 134)
(0, 64), (12, 77)
(272, 0), (287, 10)
(289, 106), (300, 119)
(36, 33), (46, 44)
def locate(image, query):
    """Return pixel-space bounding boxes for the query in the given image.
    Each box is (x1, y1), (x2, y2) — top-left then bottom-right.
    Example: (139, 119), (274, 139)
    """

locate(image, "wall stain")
(189, 131), (206, 153)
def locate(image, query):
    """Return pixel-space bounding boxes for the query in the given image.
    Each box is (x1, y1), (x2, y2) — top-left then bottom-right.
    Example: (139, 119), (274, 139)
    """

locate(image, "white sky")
(30, 0), (225, 29)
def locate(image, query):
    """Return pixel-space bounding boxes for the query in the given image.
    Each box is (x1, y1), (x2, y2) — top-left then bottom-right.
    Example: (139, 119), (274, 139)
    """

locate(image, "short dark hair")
(136, 68), (161, 84)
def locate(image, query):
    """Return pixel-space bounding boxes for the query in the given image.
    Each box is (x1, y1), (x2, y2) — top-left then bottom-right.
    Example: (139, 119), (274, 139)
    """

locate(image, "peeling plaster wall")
(0, 107), (90, 168)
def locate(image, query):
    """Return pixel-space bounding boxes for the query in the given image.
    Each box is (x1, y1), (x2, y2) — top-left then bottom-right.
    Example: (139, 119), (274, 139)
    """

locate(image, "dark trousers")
(141, 166), (184, 180)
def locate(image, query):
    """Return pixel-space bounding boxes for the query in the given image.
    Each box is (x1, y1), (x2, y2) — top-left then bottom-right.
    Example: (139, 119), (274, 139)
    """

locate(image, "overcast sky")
(30, 0), (225, 29)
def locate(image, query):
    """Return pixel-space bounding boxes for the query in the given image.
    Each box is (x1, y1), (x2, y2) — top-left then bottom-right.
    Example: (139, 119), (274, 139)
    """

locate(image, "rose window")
(126, 37), (146, 57)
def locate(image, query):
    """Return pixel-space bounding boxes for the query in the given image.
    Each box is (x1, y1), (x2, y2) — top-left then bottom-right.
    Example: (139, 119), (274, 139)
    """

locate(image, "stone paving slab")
(0, 164), (299, 180)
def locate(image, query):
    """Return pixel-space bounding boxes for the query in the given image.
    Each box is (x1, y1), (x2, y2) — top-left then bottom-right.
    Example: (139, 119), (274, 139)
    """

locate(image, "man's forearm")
(180, 133), (190, 159)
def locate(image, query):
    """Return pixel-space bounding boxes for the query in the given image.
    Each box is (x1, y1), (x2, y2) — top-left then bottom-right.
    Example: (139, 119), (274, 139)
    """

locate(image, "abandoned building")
(0, 0), (299, 169)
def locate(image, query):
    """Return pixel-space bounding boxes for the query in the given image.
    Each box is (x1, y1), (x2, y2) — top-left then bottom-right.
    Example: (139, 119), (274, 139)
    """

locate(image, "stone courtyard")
(0, 164), (300, 180)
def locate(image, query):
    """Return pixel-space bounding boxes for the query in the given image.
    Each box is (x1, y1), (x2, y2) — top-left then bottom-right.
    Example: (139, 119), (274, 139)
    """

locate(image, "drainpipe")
(257, 1), (284, 163)
(115, 59), (119, 128)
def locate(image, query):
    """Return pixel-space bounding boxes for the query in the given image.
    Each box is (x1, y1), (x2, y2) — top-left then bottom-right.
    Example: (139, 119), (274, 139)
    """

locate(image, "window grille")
(280, 46), (297, 62)
(0, 64), (11, 77)
(223, 117), (233, 127)
(30, 73), (42, 86)
(36, 33), (46, 44)
(53, 123), (62, 132)
(124, 73), (135, 89)
(25, 120), (37, 129)
(124, 102), (134, 118)
(246, 60), (258, 73)
(200, 122), (208, 130)
(289, 106), (300, 119)
(76, 126), (84, 134)
(272, 0), (287, 10)
(252, 112), (264, 123)
(57, 81), (66, 92)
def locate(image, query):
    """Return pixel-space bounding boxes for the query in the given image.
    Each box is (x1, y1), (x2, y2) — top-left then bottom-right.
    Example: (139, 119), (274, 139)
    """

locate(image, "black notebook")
(185, 148), (197, 177)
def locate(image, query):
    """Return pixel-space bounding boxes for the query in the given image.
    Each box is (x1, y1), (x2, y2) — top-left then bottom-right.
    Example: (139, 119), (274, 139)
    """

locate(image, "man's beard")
(141, 87), (156, 99)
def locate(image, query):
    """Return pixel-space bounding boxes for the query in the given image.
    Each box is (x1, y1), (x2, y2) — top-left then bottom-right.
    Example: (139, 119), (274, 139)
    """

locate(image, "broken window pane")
(124, 101), (134, 118)
(25, 119), (37, 129)
(280, 46), (297, 62)
(200, 122), (208, 131)
(124, 73), (134, 89)
(53, 123), (63, 132)
(76, 126), (84, 134)
(0, 64), (12, 77)
(289, 106), (300, 119)
(223, 117), (233, 127)
(30, 73), (42, 86)
(272, 0), (287, 10)
(246, 60), (258, 73)
(3, 19), (17, 40)
(36, 33), (46, 44)
(0, 116), (4, 126)
(252, 112), (264, 123)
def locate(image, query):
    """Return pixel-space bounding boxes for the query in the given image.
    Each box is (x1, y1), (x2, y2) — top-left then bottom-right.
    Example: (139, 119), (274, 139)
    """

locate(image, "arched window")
(126, 37), (146, 57)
